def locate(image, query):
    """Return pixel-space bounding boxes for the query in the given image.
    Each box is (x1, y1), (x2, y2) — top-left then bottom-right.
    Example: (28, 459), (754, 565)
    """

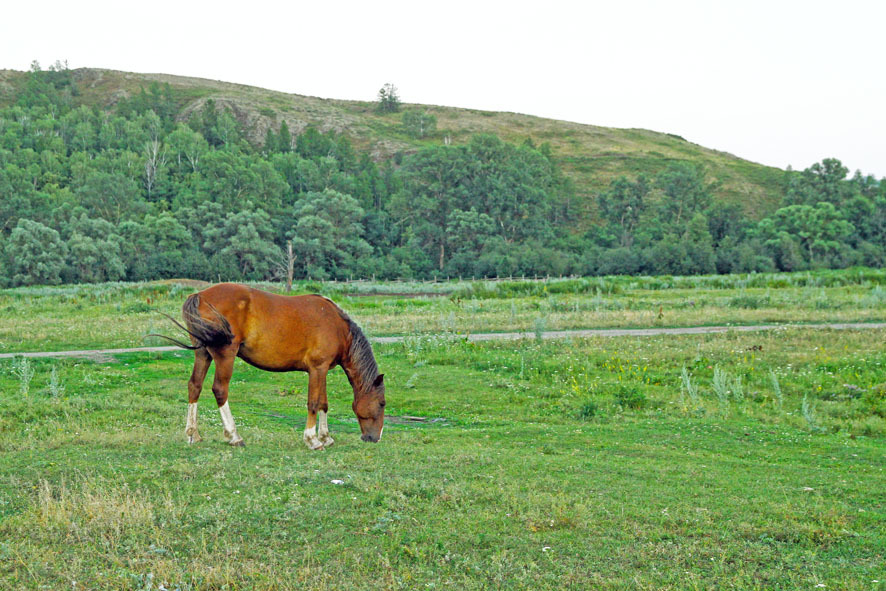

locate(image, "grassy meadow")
(2, 269), (886, 354)
(0, 271), (884, 589)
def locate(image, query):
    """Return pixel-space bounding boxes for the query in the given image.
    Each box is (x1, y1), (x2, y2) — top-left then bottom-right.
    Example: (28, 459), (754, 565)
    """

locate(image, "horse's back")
(194, 284), (349, 371)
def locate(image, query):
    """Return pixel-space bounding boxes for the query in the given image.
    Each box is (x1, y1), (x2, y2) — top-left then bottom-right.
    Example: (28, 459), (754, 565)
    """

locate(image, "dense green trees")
(6, 219), (68, 285)
(390, 135), (561, 275)
(586, 160), (884, 276)
(0, 65), (883, 286)
(289, 190), (372, 279)
(597, 175), (647, 247)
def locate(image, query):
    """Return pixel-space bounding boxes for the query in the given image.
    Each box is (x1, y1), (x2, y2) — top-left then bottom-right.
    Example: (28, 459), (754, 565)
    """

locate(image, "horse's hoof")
(319, 436), (335, 448)
(230, 439), (245, 447)
(187, 435), (202, 444)
(304, 438), (324, 450)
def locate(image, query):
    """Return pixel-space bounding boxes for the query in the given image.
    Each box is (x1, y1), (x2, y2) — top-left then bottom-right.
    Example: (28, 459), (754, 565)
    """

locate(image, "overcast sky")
(3, 0), (884, 177)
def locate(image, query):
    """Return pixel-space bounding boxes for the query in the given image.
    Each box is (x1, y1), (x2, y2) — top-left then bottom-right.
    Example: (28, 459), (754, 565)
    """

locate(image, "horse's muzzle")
(361, 434), (379, 443)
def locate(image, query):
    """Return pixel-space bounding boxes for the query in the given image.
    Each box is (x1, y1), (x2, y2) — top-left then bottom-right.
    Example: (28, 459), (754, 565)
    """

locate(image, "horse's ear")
(373, 374), (385, 388)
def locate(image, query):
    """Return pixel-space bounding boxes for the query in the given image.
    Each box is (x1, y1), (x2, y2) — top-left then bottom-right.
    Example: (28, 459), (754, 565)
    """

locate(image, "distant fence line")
(327, 275), (583, 285)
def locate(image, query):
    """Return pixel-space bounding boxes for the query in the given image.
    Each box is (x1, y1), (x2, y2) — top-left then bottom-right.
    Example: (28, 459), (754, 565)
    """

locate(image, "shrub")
(861, 384), (886, 418)
(614, 385), (647, 409)
(727, 294), (770, 309)
(576, 400), (598, 420)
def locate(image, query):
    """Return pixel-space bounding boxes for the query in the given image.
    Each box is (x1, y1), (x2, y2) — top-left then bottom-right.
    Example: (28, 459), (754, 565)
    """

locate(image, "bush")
(123, 302), (152, 313)
(597, 247), (642, 276)
(576, 400), (598, 420)
(861, 384), (886, 418)
(727, 294), (771, 309)
(613, 385), (647, 409)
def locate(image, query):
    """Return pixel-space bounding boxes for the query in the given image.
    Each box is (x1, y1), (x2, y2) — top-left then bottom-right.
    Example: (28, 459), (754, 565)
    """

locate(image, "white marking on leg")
(186, 402), (201, 443)
(303, 422), (323, 450)
(318, 411), (334, 447)
(318, 411), (328, 436)
(219, 401), (243, 445)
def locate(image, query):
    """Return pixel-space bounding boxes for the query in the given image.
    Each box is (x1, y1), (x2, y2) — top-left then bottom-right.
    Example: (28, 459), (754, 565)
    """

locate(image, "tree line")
(0, 65), (884, 286)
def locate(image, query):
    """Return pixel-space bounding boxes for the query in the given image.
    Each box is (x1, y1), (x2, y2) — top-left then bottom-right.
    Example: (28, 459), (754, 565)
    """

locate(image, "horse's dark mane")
(345, 318), (379, 390)
(324, 297), (378, 391)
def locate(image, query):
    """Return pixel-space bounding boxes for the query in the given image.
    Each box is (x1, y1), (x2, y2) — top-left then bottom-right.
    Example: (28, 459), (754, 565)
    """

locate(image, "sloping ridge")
(0, 67), (787, 218)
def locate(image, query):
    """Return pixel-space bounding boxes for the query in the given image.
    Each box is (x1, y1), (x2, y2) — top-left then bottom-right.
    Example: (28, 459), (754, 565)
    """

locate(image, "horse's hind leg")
(210, 347), (245, 447)
(186, 347), (212, 444)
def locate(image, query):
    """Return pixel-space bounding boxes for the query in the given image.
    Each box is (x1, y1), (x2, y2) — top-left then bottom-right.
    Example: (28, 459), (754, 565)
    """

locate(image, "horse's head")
(353, 373), (385, 442)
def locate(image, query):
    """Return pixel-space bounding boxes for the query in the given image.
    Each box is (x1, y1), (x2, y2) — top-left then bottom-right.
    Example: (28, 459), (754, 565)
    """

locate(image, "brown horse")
(162, 283), (385, 449)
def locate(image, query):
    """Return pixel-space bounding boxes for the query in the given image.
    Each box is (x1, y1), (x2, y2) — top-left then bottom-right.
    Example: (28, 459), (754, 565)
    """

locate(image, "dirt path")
(2, 322), (885, 360)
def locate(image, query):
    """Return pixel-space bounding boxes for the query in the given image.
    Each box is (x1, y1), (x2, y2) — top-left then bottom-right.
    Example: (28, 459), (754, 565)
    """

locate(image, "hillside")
(0, 67), (786, 220)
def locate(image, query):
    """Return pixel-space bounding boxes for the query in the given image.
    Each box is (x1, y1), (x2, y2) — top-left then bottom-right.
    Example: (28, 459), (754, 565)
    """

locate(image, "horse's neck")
(340, 357), (365, 398)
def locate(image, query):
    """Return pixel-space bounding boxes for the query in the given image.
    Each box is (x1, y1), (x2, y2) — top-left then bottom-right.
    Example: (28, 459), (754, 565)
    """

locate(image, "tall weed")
(11, 357), (35, 398)
(712, 365), (730, 412)
(802, 393), (824, 433)
(680, 366), (701, 408)
(770, 370), (784, 410)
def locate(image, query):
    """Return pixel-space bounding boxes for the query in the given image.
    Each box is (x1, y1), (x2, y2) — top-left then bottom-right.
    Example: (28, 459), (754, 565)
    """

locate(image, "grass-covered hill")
(0, 67), (786, 219)
(6, 65), (880, 285)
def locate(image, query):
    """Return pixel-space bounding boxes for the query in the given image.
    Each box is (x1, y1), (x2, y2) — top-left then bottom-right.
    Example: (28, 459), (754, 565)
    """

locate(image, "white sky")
(3, 0), (884, 177)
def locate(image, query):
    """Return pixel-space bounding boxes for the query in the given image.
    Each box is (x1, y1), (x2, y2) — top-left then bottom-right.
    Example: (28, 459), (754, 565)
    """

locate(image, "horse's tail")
(147, 294), (234, 350)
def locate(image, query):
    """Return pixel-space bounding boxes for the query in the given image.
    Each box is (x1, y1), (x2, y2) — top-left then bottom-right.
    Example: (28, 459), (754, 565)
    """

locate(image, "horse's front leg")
(317, 390), (334, 449)
(304, 366), (328, 450)
(210, 348), (244, 447)
(316, 366), (335, 447)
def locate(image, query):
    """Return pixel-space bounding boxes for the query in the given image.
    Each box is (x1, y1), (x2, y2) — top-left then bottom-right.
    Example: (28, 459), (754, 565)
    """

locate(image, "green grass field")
(2, 270), (886, 354)
(1, 271), (884, 589)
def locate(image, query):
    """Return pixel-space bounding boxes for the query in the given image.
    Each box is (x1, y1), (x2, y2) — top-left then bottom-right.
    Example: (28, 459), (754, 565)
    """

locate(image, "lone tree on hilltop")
(376, 83), (401, 113)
